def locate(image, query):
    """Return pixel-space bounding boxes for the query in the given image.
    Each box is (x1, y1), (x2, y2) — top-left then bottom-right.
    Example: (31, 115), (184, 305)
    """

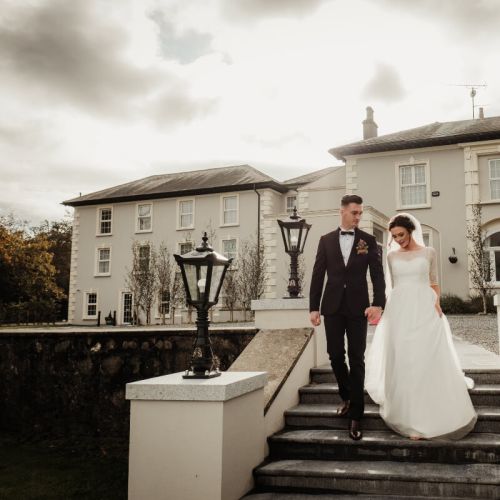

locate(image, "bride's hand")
(435, 302), (443, 317)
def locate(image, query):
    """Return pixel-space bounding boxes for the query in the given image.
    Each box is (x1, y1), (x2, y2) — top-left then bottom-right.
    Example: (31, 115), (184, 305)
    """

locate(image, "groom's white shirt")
(339, 226), (355, 266)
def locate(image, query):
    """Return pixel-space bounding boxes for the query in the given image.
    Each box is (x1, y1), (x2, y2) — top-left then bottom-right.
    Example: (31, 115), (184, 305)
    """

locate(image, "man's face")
(340, 203), (363, 229)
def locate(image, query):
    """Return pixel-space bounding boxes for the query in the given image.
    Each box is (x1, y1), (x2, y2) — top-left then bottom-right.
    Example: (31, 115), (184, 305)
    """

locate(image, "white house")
(63, 109), (500, 325)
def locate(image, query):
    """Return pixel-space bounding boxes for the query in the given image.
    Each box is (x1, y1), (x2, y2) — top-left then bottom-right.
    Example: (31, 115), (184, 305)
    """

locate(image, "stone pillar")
(495, 294), (500, 355)
(126, 371), (267, 500)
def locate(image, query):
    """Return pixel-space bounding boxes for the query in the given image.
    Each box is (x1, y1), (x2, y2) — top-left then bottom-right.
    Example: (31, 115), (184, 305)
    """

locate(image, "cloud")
(220, 0), (329, 21)
(381, 0), (499, 39)
(149, 10), (214, 64)
(362, 63), (405, 104)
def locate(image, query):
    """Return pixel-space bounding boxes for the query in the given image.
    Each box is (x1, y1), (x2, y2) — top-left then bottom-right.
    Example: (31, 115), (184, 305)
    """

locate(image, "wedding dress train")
(365, 247), (477, 439)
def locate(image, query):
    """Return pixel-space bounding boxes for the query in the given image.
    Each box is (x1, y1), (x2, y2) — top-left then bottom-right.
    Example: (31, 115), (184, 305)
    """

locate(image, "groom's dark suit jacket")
(309, 228), (386, 316)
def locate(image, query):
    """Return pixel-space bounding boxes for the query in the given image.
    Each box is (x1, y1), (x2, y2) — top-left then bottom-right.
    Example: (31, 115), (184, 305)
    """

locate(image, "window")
(222, 195), (238, 226)
(489, 159), (500, 200)
(139, 244), (150, 271)
(485, 231), (500, 283)
(84, 292), (98, 318)
(398, 163), (429, 208)
(159, 291), (170, 316)
(178, 199), (194, 229)
(179, 241), (193, 254)
(423, 233), (431, 247)
(222, 238), (237, 261)
(98, 207), (112, 235)
(286, 195), (297, 214)
(137, 203), (152, 232)
(96, 247), (111, 275)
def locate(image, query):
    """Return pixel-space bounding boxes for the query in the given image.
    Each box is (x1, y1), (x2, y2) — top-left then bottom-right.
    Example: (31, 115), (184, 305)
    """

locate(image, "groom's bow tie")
(340, 230), (354, 235)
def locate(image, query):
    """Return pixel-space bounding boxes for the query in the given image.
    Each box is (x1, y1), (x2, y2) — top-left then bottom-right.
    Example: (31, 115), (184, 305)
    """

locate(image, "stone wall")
(0, 328), (256, 439)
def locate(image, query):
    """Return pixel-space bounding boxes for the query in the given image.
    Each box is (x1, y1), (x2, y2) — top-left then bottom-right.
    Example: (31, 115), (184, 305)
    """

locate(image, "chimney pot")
(362, 106), (378, 140)
(479, 107), (485, 119)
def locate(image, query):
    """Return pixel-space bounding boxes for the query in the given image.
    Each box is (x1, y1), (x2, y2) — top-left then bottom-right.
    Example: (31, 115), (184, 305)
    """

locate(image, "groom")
(309, 194), (385, 440)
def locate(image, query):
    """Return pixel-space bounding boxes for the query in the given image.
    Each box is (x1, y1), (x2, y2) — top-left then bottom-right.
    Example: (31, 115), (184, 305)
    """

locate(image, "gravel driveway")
(447, 314), (498, 354)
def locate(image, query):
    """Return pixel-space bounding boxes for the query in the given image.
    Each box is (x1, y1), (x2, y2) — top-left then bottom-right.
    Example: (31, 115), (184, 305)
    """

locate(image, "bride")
(365, 213), (477, 440)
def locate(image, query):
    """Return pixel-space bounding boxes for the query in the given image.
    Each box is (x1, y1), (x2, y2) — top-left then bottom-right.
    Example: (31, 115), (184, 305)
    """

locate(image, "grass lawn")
(0, 433), (128, 500)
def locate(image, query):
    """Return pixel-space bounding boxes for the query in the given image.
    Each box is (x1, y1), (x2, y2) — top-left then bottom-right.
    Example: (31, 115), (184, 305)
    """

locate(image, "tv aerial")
(449, 83), (487, 118)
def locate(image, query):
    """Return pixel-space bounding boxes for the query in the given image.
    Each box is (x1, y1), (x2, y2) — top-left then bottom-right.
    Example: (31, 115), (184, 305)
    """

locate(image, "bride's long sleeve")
(428, 247), (439, 286)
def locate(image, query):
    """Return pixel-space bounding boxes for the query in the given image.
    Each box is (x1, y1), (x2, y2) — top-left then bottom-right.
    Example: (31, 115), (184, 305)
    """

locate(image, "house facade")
(330, 109), (500, 298)
(64, 111), (500, 325)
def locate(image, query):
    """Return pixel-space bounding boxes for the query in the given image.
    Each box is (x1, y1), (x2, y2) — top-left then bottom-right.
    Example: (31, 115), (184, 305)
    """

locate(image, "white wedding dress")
(365, 246), (477, 439)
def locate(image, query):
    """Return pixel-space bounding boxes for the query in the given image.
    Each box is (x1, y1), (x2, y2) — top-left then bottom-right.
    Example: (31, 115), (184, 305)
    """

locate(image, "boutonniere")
(356, 239), (369, 255)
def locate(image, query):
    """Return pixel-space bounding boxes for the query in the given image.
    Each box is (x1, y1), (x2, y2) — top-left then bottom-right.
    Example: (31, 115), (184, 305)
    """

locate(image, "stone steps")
(309, 367), (500, 385)
(254, 460), (500, 498)
(285, 404), (500, 433)
(268, 429), (500, 464)
(299, 383), (500, 406)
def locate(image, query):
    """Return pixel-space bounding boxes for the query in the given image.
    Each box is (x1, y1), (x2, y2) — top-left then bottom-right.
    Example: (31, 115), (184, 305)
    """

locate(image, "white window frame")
(177, 198), (195, 230)
(485, 230), (500, 286)
(155, 290), (171, 320)
(178, 241), (194, 255)
(220, 194), (239, 227)
(95, 246), (111, 276)
(286, 194), (297, 214)
(221, 237), (238, 264)
(489, 159), (500, 201)
(395, 160), (431, 210)
(96, 206), (113, 236)
(136, 203), (153, 233)
(83, 291), (98, 319)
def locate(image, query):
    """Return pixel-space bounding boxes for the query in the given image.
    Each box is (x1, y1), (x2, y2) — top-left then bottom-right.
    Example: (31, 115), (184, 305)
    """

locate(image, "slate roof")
(63, 164), (288, 207)
(330, 116), (500, 160)
(284, 166), (340, 186)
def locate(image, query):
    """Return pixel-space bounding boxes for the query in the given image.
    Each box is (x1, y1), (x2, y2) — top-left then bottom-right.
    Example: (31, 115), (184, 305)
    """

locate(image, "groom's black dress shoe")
(349, 419), (363, 441)
(336, 400), (350, 417)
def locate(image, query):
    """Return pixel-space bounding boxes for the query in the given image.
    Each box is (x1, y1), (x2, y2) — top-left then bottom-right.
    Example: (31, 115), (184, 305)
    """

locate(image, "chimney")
(363, 106), (378, 139)
(479, 107), (485, 119)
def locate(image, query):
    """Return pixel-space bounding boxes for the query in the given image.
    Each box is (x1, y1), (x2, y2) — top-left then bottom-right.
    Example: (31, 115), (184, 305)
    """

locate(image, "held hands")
(310, 311), (321, 327)
(365, 306), (382, 323)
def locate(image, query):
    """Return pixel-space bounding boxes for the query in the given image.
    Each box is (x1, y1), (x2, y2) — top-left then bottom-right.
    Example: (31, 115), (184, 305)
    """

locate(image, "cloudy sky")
(1, 0), (499, 224)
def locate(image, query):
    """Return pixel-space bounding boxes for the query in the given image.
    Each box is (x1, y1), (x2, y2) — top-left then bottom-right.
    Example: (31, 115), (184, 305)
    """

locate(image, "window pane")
(87, 293), (97, 316)
(414, 165), (426, 184)
(423, 233), (430, 246)
(224, 210), (237, 224)
(373, 227), (384, 244)
(490, 159), (500, 178)
(491, 179), (500, 199)
(487, 231), (500, 247)
(180, 201), (193, 215)
(180, 242), (193, 254)
(139, 217), (151, 231)
(99, 261), (109, 273)
(400, 166), (412, 185)
(224, 196), (237, 210)
(99, 248), (110, 260)
(181, 214), (192, 227)
(138, 204), (151, 216)
(223, 239), (237, 259)
(401, 185), (426, 206)
(495, 251), (500, 281)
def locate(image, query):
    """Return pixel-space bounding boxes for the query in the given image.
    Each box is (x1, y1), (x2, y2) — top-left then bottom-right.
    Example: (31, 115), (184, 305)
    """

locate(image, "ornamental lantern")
(174, 232), (232, 378)
(277, 207), (311, 298)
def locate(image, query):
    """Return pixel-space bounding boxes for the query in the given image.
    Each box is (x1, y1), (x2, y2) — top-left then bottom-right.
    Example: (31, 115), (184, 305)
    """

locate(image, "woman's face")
(390, 226), (412, 249)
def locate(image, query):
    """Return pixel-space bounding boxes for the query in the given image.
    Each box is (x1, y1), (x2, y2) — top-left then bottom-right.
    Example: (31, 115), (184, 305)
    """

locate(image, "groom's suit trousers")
(323, 293), (367, 420)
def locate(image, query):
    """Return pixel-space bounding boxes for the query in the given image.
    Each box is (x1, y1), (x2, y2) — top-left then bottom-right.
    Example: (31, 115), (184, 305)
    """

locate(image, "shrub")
(440, 293), (468, 314)
(467, 294), (496, 314)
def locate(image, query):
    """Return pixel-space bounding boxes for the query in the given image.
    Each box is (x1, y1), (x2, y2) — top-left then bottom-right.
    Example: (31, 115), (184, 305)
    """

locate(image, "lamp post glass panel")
(174, 232), (232, 379)
(278, 207), (311, 298)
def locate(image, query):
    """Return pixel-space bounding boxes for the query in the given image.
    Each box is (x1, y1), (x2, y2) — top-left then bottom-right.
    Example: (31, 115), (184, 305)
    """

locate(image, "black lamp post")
(174, 232), (232, 379)
(277, 207), (311, 298)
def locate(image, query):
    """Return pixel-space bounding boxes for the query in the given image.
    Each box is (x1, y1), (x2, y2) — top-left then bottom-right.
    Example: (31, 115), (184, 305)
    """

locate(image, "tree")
(156, 243), (184, 325)
(236, 234), (266, 320)
(222, 267), (240, 322)
(466, 204), (494, 314)
(125, 241), (158, 325)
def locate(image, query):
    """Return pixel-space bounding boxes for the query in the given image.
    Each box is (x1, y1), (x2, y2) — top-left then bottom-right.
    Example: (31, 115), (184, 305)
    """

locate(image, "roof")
(330, 115), (500, 160)
(284, 166), (340, 186)
(63, 164), (288, 207)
